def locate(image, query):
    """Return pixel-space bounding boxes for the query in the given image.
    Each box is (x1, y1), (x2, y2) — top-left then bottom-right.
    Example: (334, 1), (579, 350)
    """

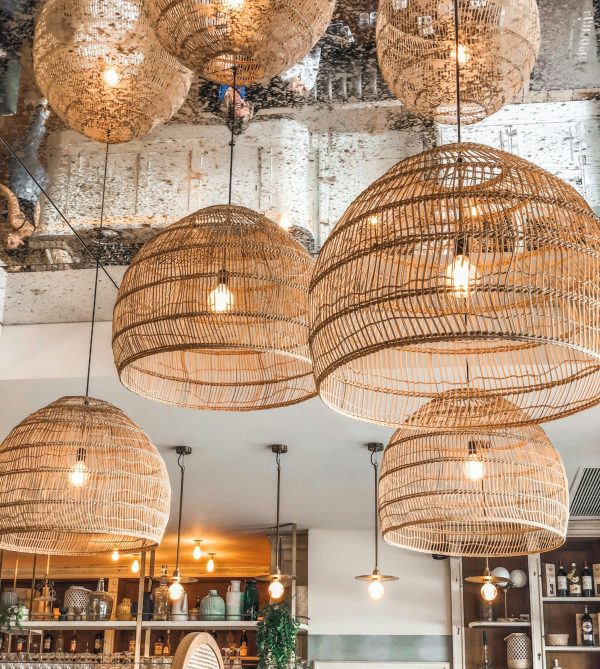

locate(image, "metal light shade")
(0, 396), (171, 556)
(113, 205), (316, 410)
(376, 0), (540, 125)
(144, 0), (335, 85)
(33, 0), (192, 143)
(309, 142), (600, 429)
(378, 397), (569, 558)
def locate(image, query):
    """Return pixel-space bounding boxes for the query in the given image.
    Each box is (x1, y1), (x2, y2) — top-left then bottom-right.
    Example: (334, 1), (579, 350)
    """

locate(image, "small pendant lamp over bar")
(378, 397), (569, 558)
(308, 142), (600, 429)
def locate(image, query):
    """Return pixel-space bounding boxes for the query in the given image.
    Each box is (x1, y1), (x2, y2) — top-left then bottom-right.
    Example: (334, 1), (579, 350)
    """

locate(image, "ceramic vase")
(226, 580), (244, 621)
(199, 590), (225, 621)
(116, 597), (132, 621)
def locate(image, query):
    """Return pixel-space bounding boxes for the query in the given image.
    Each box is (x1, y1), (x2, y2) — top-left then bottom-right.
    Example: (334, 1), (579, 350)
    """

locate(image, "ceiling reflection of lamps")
(465, 559), (504, 602)
(355, 443), (398, 600)
(112, 550), (120, 562)
(131, 557), (140, 574)
(257, 446), (296, 600)
(33, 0), (192, 143)
(193, 540), (203, 561)
(376, 0), (540, 125)
(169, 447), (192, 601)
(378, 397), (569, 558)
(113, 69), (315, 412)
(145, 0), (334, 85)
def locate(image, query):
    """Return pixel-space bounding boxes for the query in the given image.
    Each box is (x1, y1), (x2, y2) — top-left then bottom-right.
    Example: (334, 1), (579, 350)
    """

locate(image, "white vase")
(505, 633), (532, 669)
(226, 580), (244, 620)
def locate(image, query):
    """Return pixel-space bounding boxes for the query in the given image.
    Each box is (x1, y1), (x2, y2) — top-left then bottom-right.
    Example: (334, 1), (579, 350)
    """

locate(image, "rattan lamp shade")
(309, 142), (600, 429)
(0, 396), (171, 556)
(113, 205), (316, 410)
(379, 398), (569, 558)
(376, 0), (540, 125)
(144, 0), (335, 85)
(33, 0), (192, 144)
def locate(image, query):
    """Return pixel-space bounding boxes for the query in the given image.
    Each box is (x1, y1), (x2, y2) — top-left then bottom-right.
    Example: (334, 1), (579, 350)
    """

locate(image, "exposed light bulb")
(103, 67), (121, 87)
(208, 271), (234, 313)
(368, 214), (379, 226)
(446, 254), (478, 298)
(69, 448), (88, 487)
(464, 442), (485, 482)
(131, 558), (140, 574)
(268, 577), (285, 600)
(168, 580), (184, 600)
(206, 555), (216, 573)
(193, 542), (202, 560)
(368, 579), (385, 600)
(481, 581), (497, 602)
(453, 44), (469, 64)
(111, 550), (120, 562)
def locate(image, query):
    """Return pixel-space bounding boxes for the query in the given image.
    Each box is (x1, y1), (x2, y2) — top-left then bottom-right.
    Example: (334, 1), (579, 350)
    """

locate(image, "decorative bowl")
(547, 633), (569, 646)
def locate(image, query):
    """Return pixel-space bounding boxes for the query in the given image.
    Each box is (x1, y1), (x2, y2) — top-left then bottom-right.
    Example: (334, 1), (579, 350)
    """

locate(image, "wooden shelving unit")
(467, 621), (531, 628)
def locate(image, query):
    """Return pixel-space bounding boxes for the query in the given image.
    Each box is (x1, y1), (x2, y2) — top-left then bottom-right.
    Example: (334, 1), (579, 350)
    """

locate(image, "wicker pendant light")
(376, 0), (540, 125)
(309, 141), (600, 429)
(33, 0), (192, 143)
(378, 397), (569, 558)
(144, 0), (335, 85)
(0, 395), (171, 555)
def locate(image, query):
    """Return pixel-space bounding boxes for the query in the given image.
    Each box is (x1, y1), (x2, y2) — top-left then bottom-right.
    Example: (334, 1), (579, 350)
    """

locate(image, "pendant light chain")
(85, 142), (109, 399)
(274, 449), (281, 573)
(227, 66), (238, 207)
(453, 0), (462, 141)
(371, 450), (379, 570)
(175, 450), (186, 573)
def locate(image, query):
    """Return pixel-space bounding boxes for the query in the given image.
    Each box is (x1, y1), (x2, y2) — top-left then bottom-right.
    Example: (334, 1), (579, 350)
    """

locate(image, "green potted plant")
(257, 604), (300, 669)
(0, 602), (24, 631)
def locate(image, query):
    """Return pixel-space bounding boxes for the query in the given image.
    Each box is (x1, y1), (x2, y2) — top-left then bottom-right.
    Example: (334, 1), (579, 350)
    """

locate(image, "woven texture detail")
(33, 0), (191, 144)
(0, 396), (171, 556)
(145, 0), (334, 85)
(379, 397), (569, 558)
(309, 142), (600, 429)
(376, 0), (540, 125)
(113, 204), (316, 410)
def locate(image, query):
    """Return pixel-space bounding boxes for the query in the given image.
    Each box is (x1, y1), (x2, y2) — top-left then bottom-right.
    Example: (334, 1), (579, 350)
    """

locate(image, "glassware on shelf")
(88, 580), (113, 621)
(152, 566), (170, 621)
(243, 579), (259, 621)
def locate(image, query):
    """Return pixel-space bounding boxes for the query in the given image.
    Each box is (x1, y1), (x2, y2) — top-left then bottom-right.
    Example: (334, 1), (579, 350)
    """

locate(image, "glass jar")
(89, 579), (113, 621)
(243, 579), (259, 621)
(152, 566), (170, 621)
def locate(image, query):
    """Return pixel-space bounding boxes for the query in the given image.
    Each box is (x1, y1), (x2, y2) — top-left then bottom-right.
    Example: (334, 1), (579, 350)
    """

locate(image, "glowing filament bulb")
(446, 254), (478, 298)
(453, 44), (469, 64)
(168, 580), (184, 600)
(103, 67), (121, 87)
(208, 270), (234, 312)
(464, 442), (485, 482)
(193, 541), (202, 560)
(268, 577), (285, 600)
(368, 214), (379, 226)
(206, 554), (216, 573)
(131, 558), (140, 574)
(112, 550), (120, 562)
(481, 581), (497, 602)
(69, 448), (88, 487)
(368, 579), (384, 600)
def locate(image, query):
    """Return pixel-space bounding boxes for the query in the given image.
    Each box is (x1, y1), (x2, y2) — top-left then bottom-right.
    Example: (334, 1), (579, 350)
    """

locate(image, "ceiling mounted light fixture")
(378, 397), (569, 558)
(169, 446), (192, 601)
(193, 540), (203, 561)
(206, 553), (216, 573)
(0, 147), (170, 556)
(145, 0), (335, 85)
(33, 0), (192, 143)
(355, 443), (398, 600)
(113, 68), (316, 411)
(376, 0), (540, 125)
(257, 445), (296, 600)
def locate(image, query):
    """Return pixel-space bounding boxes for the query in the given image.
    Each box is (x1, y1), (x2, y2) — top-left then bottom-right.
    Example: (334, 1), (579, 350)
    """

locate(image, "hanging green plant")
(257, 604), (299, 669)
(0, 602), (24, 631)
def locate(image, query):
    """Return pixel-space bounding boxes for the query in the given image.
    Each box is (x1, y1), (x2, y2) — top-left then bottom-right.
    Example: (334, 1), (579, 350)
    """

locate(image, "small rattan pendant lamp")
(113, 69), (316, 410)
(33, 0), (192, 143)
(309, 0), (600, 430)
(376, 0), (540, 125)
(0, 146), (171, 556)
(378, 396), (569, 558)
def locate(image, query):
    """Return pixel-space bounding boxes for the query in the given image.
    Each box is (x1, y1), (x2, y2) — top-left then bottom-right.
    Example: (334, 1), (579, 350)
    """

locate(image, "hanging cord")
(84, 142), (109, 399)
(453, 0), (462, 142)
(371, 449), (379, 571)
(0, 135), (119, 290)
(227, 66), (238, 207)
(175, 451), (186, 573)
(274, 449), (281, 573)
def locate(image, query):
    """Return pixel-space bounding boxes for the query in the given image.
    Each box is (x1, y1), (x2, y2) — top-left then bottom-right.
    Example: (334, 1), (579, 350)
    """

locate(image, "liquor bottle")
(93, 632), (104, 655)
(557, 561), (568, 597)
(56, 632), (64, 653)
(163, 630), (171, 656)
(583, 561), (593, 597)
(128, 636), (136, 654)
(154, 633), (165, 656)
(582, 605), (594, 646)
(239, 630), (248, 657)
(153, 565), (170, 621)
(68, 632), (78, 654)
(479, 631), (492, 669)
(42, 633), (53, 653)
(15, 635), (26, 654)
(568, 563), (582, 596)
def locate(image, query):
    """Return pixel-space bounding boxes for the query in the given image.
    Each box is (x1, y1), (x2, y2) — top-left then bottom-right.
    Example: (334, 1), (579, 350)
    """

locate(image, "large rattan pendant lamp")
(144, 0), (335, 85)
(113, 69), (316, 410)
(378, 396), (569, 558)
(376, 0), (540, 125)
(0, 147), (171, 556)
(33, 0), (192, 143)
(309, 0), (600, 431)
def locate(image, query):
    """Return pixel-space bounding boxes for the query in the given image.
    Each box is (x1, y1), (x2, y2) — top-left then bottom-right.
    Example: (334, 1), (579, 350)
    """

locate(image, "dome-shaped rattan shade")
(113, 205), (316, 410)
(144, 0), (335, 85)
(376, 0), (540, 125)
(309, 142), (600, 429)
(0, 396), (171, 556)
(33, 0), (192, 144)
(379, 398), (569, 558)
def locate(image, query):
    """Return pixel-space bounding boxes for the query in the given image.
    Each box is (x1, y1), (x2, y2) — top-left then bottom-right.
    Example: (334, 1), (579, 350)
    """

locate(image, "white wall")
(308, 529), (451, 636)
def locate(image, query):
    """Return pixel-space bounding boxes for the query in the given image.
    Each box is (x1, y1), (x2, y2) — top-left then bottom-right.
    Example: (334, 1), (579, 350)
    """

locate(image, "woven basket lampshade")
(0, 396), (171, 556)
(379, 397), (569, 558)
(144, 0), (335, 85)
(113, 205), (316, 410)
(376, 0), (540, 125)
(33, 0), (192, 143)
(309, 142), (600, 429)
